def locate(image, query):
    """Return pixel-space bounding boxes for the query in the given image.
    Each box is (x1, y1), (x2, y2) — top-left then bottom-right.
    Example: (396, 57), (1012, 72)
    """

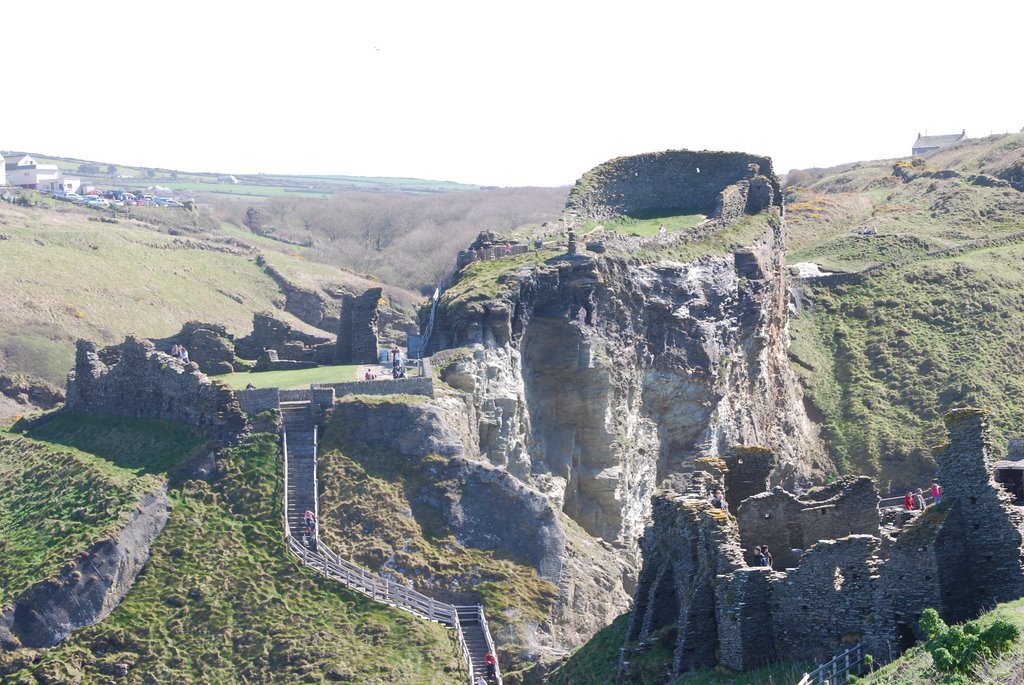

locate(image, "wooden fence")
(797, 643), (866, 685)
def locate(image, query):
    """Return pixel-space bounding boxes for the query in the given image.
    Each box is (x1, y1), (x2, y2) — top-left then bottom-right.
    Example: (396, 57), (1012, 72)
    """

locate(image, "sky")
(6, 0), (1022, 187)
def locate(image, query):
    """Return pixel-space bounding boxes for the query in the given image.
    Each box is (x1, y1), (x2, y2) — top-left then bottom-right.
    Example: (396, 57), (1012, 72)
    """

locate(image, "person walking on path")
(762, 544), (774, 569)
(930, 483), (942, 504)
(484, 651), (497, 680)
(904, 492), (914, 510)
(304, 510), (316, 537)
(914, 489), (926, 510)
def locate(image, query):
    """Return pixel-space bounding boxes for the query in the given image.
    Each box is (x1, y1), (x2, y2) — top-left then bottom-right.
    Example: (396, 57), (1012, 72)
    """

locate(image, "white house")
(0, 151), (6, 186)
(40, 177), (81, 194)
(912, 130), (967, 156)
(4, 153), (61, 188)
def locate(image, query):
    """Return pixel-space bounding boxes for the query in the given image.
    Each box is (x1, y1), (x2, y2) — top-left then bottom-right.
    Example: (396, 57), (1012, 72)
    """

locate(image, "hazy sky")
(6, 1), (1021, 187)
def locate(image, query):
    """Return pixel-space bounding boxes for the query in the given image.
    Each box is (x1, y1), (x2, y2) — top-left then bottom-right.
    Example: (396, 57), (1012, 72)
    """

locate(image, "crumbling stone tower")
(932, 408), (1024, 618)
(336, 288), (382, 364)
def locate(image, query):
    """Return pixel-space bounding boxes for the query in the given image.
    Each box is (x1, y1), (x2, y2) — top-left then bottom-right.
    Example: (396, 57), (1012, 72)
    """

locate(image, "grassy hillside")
(1, 421), (462, 684)
(859, 597), (1024, 684)
(546, 613), (811, 685)
(0, 431), (162, 607)
(316, 405), (559, 676)
(0, 198), (415, 392)
(785, 133), (1024, 489)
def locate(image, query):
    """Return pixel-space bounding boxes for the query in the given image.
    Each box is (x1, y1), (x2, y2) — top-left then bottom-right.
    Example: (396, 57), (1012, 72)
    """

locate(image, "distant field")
(28, 154), (480, 199)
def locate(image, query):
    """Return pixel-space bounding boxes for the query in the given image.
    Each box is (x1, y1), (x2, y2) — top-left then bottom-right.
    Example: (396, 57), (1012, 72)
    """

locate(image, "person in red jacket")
(484, 651), (497, 680)
(903, 492), (914, 510)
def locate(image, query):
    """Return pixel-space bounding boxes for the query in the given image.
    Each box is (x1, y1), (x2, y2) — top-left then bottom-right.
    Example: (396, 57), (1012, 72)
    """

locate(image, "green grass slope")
(316, 404), (559, 676)
(546, 613), (811, 685)
(786, 133), (1024, 488)
(0, 424), (462, 684)
(860, 597), (1024, 684)
(0, 431), (162, 607)
(0, 200), (412, 390)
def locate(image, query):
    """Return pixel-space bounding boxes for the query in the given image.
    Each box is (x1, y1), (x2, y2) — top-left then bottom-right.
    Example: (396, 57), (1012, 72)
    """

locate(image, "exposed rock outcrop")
(0, 486), (169, 650)
(430, 225), (824, 558)
(324, 396), (631, 657)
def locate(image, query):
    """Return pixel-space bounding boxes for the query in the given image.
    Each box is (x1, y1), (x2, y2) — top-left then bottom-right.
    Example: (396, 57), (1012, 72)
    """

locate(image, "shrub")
(920, 607), (1020, 675)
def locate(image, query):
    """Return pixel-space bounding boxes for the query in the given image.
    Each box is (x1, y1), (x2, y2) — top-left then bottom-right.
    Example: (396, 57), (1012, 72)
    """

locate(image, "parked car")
(84, 196), (110, 208)
(63, 193), (85, 203)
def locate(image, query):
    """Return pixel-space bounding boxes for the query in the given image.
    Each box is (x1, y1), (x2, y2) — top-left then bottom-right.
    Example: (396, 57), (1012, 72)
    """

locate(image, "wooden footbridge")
(280, 400), (503, 684)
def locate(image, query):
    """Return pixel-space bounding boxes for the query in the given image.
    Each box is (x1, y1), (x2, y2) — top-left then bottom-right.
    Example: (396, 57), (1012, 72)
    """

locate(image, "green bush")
(920, 607), (1020, 675)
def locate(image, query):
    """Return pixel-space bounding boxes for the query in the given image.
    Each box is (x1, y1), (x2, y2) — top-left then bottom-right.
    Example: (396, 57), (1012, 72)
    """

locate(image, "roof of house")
(914, 131), (967, 148)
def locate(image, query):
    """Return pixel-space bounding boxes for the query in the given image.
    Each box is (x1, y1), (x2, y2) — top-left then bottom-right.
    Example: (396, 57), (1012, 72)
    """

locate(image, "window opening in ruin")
(973, 524), (980, 530)
(833, 566), (845, 591)
(971, 497), (978, 505)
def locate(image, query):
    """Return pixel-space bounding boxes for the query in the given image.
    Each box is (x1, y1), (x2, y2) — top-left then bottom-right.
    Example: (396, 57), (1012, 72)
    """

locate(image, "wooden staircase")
(280, 400), (502, 684)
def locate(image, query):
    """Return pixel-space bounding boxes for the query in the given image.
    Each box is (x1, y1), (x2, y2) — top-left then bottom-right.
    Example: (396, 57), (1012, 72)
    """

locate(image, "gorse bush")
(920, 607), (1019, 677)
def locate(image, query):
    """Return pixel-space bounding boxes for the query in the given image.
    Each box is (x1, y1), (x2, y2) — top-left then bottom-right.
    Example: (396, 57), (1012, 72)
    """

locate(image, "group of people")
(169, 343), (190, 364)
(751, 544), (774, 568)
(362, 346), (409, 381)
(903, 483), (942, 511)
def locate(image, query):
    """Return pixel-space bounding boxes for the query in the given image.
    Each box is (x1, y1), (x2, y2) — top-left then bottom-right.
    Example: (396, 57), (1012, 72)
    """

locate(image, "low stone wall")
(313, 376), (433, 398)
(65, 337), (247, 444)
(236, 388), (280, 415)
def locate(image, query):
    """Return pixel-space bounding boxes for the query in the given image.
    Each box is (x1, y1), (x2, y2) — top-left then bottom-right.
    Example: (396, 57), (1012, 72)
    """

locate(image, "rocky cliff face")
(431, 225), (824, 559)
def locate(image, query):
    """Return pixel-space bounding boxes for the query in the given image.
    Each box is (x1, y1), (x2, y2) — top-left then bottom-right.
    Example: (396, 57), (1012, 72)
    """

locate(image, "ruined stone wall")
(714, 569), (775, 671)
(314, 377), (433, 398)
(336, 288), (381, 364)
(933, 409), (1024, 609)
(735, 489), (804, 569)
(736, 477), (880, 570)
(624, 485), (747, 679)
(622, 408), (1024, 677)
(798, 477), (880, 546)
(65, 337), (246, 444)
(770, 536), (888, 664)
(153, 321), (237, 376)
(235, 312), (332, 361)
(723, 446), (775, 510)
(564, 150), (779, 223)
(235, 388), (281, 415)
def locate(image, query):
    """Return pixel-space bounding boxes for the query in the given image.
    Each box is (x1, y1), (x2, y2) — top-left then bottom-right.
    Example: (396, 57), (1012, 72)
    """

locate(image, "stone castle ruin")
(563, 149), (779, 224)
(66, 337), (246, 444)
(624, 408), (1024, 679)
(335, 287), (382, 364)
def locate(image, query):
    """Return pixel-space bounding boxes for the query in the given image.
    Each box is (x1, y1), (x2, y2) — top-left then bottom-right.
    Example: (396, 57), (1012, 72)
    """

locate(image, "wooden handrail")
(282, 402), (504, 683)
(799, 643), (865, 685)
